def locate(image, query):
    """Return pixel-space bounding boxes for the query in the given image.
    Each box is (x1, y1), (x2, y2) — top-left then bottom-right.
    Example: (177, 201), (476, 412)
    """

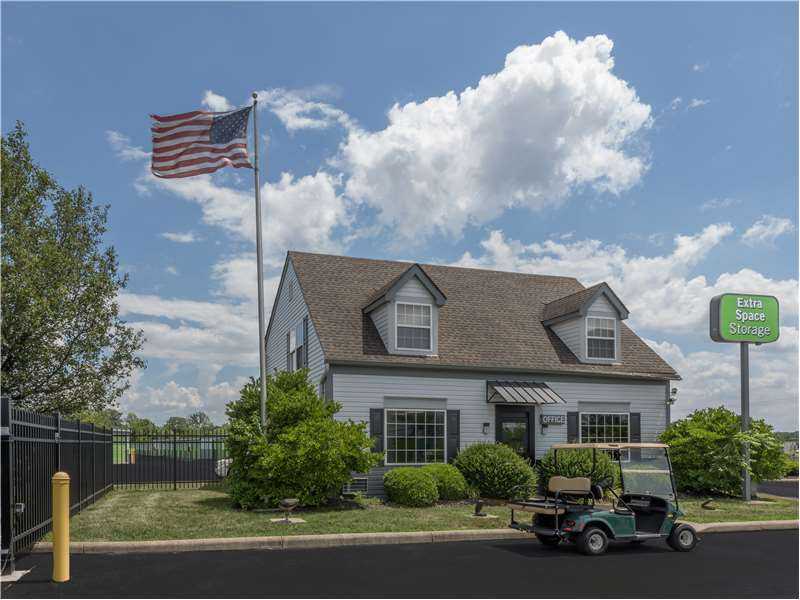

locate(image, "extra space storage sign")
(710, 293), (780, 344)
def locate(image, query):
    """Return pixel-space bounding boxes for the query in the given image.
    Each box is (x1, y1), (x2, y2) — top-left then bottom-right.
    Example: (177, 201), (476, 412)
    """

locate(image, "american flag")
(150, 106), (253, 178)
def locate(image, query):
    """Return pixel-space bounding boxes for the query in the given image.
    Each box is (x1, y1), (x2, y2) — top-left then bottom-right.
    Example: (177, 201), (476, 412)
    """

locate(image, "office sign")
(710, 293), (779, 344)
(541, 415), (566, 425)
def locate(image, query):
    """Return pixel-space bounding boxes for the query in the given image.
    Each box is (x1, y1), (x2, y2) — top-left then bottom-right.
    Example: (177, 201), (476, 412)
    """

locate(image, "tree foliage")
(660, 406), (784, 496)
(225, 371), (380, 509)
(1, 123), (145, 414)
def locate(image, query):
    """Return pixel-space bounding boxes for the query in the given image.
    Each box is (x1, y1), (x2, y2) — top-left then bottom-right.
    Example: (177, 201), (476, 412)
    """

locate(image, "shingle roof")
(541, 282), (629, 323)
(288, 251), (679, 381)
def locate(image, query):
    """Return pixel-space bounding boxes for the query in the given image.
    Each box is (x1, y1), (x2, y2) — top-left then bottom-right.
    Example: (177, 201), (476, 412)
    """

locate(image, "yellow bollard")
(52, 471), (70, 583)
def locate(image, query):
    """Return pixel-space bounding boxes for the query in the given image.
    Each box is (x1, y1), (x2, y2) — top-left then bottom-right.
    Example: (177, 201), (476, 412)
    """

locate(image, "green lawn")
(53, 487), (798, 542)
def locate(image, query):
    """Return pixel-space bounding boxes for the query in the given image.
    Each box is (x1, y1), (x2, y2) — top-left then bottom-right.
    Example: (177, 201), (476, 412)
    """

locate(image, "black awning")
(486, 381), (566, 405)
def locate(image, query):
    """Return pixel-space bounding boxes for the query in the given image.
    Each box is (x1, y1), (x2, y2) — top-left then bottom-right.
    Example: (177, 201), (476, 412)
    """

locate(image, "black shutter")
(285, 331), (291, 372)
(567, 412), (579, 443)
(630, 413), (641, 442)
(447, 410), (460, 462)
(370, 408), (384, 454)
(302, 317), (309, 369)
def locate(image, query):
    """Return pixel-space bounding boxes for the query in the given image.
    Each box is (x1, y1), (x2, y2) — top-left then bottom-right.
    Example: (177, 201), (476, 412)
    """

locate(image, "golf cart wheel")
(535, 533), (561, 547)
(578, 527), (609, 556)
(667, 524), (698, 552)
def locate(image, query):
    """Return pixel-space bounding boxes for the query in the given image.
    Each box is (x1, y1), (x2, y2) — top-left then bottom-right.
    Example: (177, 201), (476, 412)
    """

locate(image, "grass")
(51, 487), (798, 542)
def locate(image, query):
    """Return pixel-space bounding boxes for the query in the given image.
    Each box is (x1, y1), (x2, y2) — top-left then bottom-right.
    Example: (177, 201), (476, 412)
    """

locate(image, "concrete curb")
(31, 528), (527, 554)
(688, 520), (799, 533)
(30, 520), (798, 554)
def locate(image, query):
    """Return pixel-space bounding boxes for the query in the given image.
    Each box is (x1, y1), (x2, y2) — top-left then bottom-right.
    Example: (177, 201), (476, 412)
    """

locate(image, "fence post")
(90, 423), (95, 500)
(172, 428), (177, 491)
(77, 420), (82, 511)
(1, 395), (14, 574)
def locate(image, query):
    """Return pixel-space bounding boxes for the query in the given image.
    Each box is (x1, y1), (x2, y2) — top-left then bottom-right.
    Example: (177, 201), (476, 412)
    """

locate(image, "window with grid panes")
(396, 303), (432, 350)
(580, 412), (629, 460)
(385, 409), (445, 464)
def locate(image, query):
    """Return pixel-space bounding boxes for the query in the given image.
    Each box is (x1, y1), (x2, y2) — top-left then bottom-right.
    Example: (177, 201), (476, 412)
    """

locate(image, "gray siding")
(585, 294), (622, 364)
(381, 277), (439, 356)
(369, 303), (390, 349)
(332, 366), (668, 495)
(551, 318), (585, 361)
(265, 261), (325, 385)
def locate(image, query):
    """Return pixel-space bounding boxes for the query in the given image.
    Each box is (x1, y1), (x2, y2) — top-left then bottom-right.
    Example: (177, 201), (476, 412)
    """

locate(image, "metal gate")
(1, 396), (113, 572)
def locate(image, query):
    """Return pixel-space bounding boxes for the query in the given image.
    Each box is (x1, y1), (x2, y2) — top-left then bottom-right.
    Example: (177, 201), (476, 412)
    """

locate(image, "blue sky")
(3, 2), (798, 428)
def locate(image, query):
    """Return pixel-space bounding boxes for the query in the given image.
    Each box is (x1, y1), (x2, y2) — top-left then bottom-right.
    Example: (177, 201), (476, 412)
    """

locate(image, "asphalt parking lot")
(758, 479), (799, 498)
(3, 530), (798, 598)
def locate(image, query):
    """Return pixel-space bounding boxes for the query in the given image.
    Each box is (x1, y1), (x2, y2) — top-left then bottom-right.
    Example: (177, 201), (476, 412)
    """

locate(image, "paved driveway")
(758, 479), (799, 498)
(3, 530), (798, 598)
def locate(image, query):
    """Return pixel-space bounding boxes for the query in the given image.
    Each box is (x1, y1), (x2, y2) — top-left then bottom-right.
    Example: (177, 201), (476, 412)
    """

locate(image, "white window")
(396, 303), (432, 351)
(586, 317), (616, 360)
(580, 412), (629, 460)
(385, 409), (445, 465)
(287, 321), (305, 372)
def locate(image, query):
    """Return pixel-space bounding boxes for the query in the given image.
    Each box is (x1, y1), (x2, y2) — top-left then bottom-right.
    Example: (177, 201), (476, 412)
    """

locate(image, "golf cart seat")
(507, 476), (594, 515)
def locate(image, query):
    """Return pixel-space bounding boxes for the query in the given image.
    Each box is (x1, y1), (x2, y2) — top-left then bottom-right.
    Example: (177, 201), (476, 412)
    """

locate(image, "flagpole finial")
(252, 92), (258, 100)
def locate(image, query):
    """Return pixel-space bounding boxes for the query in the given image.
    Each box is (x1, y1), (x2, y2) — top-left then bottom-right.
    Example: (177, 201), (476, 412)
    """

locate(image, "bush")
(453, 443), (536, 500)
(420, 463), (469, 501)
(659, 406), (785, 496)
(383, 467), (439, 506)
(782, 454), (798, 477)
(535, 448), (618, 494)
(225, 372), (380, 509)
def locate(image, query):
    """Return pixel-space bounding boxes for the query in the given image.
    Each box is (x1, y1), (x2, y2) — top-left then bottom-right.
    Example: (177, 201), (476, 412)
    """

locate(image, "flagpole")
(251, 92), (268, 428)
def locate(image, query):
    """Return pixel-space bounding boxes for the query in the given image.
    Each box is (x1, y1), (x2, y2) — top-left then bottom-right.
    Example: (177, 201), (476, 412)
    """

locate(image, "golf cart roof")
(551, 443), (669, 450)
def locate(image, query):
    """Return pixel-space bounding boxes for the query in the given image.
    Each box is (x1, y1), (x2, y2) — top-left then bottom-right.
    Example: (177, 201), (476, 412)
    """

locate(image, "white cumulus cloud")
(161, 231), (201, 243)
(337, 31), (652, 242)
(741, 215), (795, 247)
(455, 223), (797, 334)
(201, 90), (234, 112)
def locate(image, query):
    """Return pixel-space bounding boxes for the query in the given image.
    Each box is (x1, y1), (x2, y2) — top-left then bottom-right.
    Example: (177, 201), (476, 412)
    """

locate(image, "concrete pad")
(470, 514), (499, 519)
(269, 517), (306, 524)
(0, 568), (31, 583)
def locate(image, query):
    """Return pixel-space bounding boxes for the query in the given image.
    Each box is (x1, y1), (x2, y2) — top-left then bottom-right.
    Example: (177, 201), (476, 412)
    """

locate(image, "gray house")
(266, 251), (680, 495)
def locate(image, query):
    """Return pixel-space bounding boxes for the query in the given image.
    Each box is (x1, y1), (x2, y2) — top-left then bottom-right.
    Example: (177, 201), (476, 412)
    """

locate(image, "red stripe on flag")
(150, 110), (212, 123)
(152, 152), (250, 172)
(152, 161), (252, 179)
(151, 119), (214, 134)
(153, 143), (248, 162)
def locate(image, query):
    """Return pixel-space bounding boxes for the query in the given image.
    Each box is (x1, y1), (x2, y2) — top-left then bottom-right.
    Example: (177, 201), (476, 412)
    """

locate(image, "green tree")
(187, 411), (214, 429)
(660, 406), (784, 496)
(1, 123), (145, 414)
(124, 412), (157, 432)
(225, 372), (380, 508)
(77, 407), (124, 430)
(164, 416), (190, 432)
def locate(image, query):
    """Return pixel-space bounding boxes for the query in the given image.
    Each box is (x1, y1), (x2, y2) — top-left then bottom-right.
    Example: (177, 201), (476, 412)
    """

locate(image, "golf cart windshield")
(621, 447), (675, 499)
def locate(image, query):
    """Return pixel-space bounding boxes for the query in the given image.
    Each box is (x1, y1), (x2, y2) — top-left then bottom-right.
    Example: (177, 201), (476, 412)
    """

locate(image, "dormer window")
(396, 303), (432, 351)
(586, 317), (616, 360)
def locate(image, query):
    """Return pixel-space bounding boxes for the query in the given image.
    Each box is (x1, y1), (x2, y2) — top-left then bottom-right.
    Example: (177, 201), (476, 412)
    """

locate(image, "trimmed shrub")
(536, 448), (618, 494)
(453, 443), (536, 500)
(225, 372), (380, 509)
(659, 406), (785, 496)
(420, 463), (469, 501)
(783, 455), (799, 477)
(383, 467), (439, 507)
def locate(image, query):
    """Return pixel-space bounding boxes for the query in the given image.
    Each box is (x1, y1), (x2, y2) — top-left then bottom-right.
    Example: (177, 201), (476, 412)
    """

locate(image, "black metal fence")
(112, 428), (228, 489)
(1, 397), (229, 570)
(1, 397), (113, 569)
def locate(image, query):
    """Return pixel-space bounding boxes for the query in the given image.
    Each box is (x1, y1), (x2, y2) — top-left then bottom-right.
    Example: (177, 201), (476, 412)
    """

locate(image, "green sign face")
(710, 293), (780, 344)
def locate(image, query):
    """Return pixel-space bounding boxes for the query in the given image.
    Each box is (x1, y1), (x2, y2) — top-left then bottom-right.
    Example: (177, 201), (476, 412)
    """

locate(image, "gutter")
(328, 359), (681, 383)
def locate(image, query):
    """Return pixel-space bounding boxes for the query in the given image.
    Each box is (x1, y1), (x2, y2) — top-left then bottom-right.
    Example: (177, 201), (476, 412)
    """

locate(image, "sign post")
(709, 293), (779, 500)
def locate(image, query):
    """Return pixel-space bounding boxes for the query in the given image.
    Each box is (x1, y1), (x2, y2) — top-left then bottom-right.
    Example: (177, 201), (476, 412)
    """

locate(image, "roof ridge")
(288, 250), (582, 283)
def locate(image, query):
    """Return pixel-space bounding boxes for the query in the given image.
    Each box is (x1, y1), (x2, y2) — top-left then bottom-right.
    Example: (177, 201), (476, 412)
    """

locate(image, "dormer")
(363, 264), (446, 356)
(542, 282), (629, 364)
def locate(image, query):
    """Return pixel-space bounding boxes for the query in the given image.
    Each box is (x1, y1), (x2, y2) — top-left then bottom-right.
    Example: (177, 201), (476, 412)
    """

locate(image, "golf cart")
(508, 443), (698, 556)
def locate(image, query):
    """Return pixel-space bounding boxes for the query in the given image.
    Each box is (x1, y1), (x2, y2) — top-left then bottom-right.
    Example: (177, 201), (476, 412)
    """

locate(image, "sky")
(2, 2), (798, 429)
